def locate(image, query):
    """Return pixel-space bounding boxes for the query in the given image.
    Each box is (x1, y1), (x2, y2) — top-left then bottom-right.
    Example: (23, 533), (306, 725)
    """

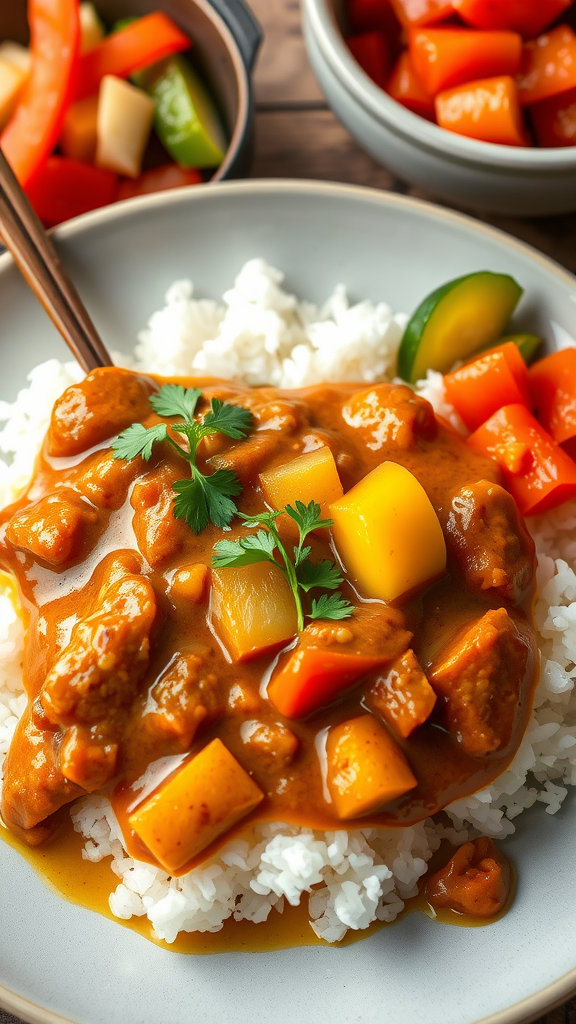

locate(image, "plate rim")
(0, 177), (575, 1024)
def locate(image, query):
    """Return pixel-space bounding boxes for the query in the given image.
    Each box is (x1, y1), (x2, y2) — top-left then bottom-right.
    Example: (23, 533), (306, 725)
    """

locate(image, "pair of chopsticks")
(0, 147), (113, 373)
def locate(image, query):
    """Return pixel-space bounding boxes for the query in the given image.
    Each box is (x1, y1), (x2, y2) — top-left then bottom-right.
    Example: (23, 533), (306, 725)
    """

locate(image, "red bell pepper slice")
(116, 164), (203, 201)
(348, 0), (401, 37)
(387, 51), (436, 116)
(435, 75), (528, 145)
(444, 342), (532, 432)
(409, 27), (522, 95)
(467, 404), (576, 516)
(452, 0), (574, 38)
(267, 648), (386, 719)
(517, 26), (576, 107)
(1, 0), (79, 188)
(26, 156), (118, 227)
(389, 0), (454, 28)
(530, 87), (576, 147)
(75, 12), (190, 100)
(347, 31), (390, 89)
(528, 348), (576, 446)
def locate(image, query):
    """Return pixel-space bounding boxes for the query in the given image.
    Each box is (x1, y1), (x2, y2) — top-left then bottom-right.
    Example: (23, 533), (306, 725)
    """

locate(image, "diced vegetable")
(409, 27), (522, 95)
(367, 649), (436, 738)
(348, 0), (401, 36)
(169, 563), (209, 604)
(1, 0), (80, 187)
(267, 647), (386, 719)
(398, 271), (523, 384)
(467, 404), (576, 516)
(116, 164), (202, 200)
(389, 0), (454, 27)
(0, 57), (29, 133)
(347, 31), (390, 90)
(259, 447), (343, 523)
(128, 738), (264, 872)
(501, 333), (542, 363)
(517, 26), (576, 107)
(386, 51), (435, 117)
(96, 75), (155, 179)
(75, 12), (190, 101)
(452, 0), (573, 37)
(443, 341), (532, 432)
(528, 348), (576, 446)
(79, 1), (104, 54)
(435, 76), (528, 146)
(139, 55), (226, 168)
(25, 156), (117, 228)
(60, 94), (99, 163)
(530, 87), (576, 147)
(326, 715), (417, 818)
(0, 42), (32, 75)
(211, 561), (298, 662)
(329, 461), (446, 602)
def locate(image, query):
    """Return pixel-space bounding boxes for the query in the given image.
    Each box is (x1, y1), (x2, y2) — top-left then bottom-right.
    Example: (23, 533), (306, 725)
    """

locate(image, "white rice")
(1, 258), (575, 945)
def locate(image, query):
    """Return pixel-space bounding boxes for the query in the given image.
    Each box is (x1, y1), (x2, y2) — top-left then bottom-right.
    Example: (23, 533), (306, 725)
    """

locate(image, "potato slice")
(326, 715), (417, 818)
(96, 75), (155, 178)
(79, 2), (105, 54)
(211, 561), (297, 662)
(260, 446), (343, 519)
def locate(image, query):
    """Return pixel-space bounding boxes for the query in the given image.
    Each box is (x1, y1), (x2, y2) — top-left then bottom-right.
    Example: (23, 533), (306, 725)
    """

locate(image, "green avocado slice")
(397, 271), (523, 384)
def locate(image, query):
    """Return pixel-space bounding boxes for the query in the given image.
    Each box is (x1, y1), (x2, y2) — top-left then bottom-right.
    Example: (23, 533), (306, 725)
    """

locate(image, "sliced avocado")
(499, 332), (542, 364)
(397, 272), (523, 384)
(141, 55), (226, 168)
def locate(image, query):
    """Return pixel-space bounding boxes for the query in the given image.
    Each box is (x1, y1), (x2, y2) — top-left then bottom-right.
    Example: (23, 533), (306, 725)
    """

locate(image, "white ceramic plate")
(1, 181), (576, 1024)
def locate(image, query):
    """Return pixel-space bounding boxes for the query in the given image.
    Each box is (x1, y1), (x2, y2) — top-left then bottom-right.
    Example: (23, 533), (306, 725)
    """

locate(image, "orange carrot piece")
(436, 75), (527, 145)
(517, 26), (576, 107)
(326, 715), (417, 818)
(389, 0), (454, 28)
(453, 0), (574, 38)
(530, 87), (576, 146)
(444, 341), (532, 431)
(410, 27), (522, 95)
(528, 348), (576, 445)
(268, 647), (386, 719)
(386, 50), (436, 116)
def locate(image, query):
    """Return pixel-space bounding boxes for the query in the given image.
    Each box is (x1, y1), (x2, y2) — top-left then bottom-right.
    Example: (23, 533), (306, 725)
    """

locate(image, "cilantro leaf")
(172, 477), (210, 534)
(199, 399), (253, 440)
(309, 592), (354, 621)
(213, 530), (277, 568)
(149, 384), (202, 421)
(293, 544), (311, 567)
(203, 470), (243, 530)
(238, 509), (283, 527)
(286, 499), (333, 541)
(111, 422), (168, 462)
(297, 559), (343, 593)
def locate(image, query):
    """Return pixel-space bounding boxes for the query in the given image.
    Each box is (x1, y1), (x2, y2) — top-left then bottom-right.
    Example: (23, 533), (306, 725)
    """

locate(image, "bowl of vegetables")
(301, 0), (576, 216)
(0, 0), (261, 226)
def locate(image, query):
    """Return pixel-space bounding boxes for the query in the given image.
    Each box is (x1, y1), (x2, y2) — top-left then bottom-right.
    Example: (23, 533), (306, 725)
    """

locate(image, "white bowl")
(301, 0), (576, 217)
(1, 181), (576, 1024)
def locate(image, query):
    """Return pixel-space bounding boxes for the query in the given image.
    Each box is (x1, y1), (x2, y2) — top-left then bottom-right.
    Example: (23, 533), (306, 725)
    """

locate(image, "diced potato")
(0, 57), (27, 132)
(260, 447), (343, 520)
(367, 649), (436, 738)
(329, 461), (446, 602)
(211, 561), (298, 662)
(96, 75), (155, 178)
(0, 42), (31, 75)
(326, 715), (417, 819)
(60, 95), (99, 164)
(169, 563), (209, 604)
(79, 1), (105, 54)
(129, 738), (264, 873)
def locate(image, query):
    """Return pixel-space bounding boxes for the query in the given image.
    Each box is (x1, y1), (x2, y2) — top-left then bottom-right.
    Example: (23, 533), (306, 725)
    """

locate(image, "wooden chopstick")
(0, 147), (113, 373)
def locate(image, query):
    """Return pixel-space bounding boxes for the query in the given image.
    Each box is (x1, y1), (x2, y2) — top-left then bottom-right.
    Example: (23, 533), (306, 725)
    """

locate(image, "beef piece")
(444, 480), (535, 604)
(240, 719), (299, 772)
(143, 652), (222, 750)
(426, 837), (512, 918)
(59, 723), (119, 791)
(6, 490), (99, 566)
(48, 368), (155, 457)
(429, 608), (532, 756)
(74, 450), (139, 509)
(367, 649), (436, 738)
(342, 384), (437, 450)
(131, 466), (189, 568)
(300, 602), (413, 662)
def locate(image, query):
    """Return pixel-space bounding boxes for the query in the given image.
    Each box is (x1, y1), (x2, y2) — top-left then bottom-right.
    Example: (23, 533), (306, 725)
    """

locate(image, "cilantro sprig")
(212, 500), (354, 631)
(112, 384), (253, 534)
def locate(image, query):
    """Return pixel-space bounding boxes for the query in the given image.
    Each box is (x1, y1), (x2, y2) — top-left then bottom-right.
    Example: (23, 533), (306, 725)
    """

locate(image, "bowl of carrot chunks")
(0, 0), (261, 227)
(301, 0), (576, 215)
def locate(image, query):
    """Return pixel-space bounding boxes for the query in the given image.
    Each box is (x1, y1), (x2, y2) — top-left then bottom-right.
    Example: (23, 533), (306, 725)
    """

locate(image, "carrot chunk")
(387, 51), (436, 116)
(436, 75), (527, 145)
(517, 26), (576, 107)
(326, 715), (417, 818)
(530, 87), (576, 146)
(367, 649), (437, 738)
(128, 738), (264, 873)
(410, 27), (522, 95)
(268, 648), (386, 719)
(443, 341), (532, 431)
(347, 31), (390, 89)
(389, 0), (454, 28)
(453, 0), (574, 38)
(528, 348), (576, 444)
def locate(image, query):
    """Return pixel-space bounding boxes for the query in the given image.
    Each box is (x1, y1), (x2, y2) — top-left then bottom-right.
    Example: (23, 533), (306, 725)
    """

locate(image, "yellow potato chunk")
(129, 739), (264, 873)
(329, 461), (446, 602)
(260, 447), (343, 518)
(211, 561), (298, 662)
(326, 715), (417, 819)
(96, 75), (155, 178)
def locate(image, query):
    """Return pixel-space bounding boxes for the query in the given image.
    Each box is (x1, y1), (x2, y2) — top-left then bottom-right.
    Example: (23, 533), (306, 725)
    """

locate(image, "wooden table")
(2, 4), (575, 1024)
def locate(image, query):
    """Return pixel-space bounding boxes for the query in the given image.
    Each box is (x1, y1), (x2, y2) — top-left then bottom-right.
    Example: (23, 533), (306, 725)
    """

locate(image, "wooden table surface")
(2, 4), (576, 1024)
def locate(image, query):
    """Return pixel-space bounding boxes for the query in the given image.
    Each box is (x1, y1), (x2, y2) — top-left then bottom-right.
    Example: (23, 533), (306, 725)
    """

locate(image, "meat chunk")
(367, 649), (436, 738)
(41, 574), (157, 727)
(48, 368), (155, 457)
(74, 450), (139, 509)
(240, 719), (299, 771)
(445, 480), (535, 604)
(6, 490), (99, 566)
(429, 608), (531, 756)
(143, 652), (222, 750)
(426, 837), (512, 918)
(131, 466), (189, 568)
(300, 602), (413, 662)
(342, 384), (437, 450)
(59, 723), (119, 791)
